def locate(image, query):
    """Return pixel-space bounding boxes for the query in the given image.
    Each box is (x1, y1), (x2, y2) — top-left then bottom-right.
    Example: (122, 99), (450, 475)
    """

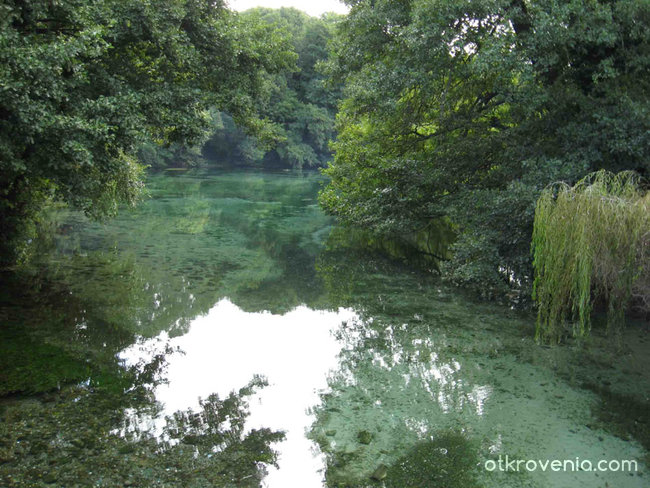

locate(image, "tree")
(0, 0), (294, 263)
(320, 0), (650, 296)
(202, 8), (343, 169)
(532, 171), (649, 343)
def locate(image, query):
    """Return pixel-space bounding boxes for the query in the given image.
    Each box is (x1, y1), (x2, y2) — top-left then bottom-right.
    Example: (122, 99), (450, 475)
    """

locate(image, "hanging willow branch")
(532, 170), (650, 344)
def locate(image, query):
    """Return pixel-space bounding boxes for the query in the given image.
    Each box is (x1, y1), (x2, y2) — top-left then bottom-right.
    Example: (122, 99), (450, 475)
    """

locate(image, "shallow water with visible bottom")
(0, 169), (648, 488)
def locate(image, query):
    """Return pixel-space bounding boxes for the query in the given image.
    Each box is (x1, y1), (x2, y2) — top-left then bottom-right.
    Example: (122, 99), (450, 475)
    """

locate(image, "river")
(0, 169), (648, 487)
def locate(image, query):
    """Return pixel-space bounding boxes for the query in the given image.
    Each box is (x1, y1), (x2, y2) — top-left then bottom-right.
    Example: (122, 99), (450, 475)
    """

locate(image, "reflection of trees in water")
(48, 170), (333, 320)
(1, 261), (284, 487)
(1, 170), (338, 397)
(311, 244), (489, 486)
(161, 377), (284, 485)
(308, 314), (488, 486)
(0, 374), (283, 487)
(0, 261), (143, 396)
(315, 239), (650, 488)
(0, 171), (330, 486)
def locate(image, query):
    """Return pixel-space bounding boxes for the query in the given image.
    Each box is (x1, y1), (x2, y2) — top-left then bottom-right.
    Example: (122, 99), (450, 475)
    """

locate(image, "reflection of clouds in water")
(118, 298), (357, 488)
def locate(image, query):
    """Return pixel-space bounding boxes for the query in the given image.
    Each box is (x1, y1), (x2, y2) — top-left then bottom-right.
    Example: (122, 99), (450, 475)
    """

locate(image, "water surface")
(0, 169), (648, 488)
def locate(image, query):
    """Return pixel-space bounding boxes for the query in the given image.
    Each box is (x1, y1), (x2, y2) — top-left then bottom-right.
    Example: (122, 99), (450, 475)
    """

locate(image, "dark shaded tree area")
(0, 0), (294, 264)
(320, 0), (650, 298)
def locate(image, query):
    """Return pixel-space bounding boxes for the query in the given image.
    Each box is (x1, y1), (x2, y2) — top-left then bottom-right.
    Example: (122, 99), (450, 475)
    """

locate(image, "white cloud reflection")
(119, 299), (357, 488)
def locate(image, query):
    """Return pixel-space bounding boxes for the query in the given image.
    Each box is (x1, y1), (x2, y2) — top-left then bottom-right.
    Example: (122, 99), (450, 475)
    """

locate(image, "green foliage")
(532, 171), (650, 343)
(320, 0), (650, 295)
(202, 8), (343, 169)
(0, 0), (294, 263)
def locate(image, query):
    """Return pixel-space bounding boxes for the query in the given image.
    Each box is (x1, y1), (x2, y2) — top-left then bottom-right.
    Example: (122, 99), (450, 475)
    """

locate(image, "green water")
(0, 169), (648, 488)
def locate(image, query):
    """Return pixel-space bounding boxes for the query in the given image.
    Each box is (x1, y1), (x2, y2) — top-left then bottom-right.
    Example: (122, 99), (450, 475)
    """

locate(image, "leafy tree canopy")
(0, 0), (295, 262)
(201, 7), (344, 168)
(320, 0), (650, 296)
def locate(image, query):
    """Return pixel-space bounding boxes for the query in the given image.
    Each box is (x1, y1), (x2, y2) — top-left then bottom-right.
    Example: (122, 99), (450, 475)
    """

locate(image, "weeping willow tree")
(532, 171), (650, 343)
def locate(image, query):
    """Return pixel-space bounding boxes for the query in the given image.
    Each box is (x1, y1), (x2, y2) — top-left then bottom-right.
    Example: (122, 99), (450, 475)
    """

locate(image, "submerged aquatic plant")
(532, 170), (650, 343)
(381, 431), (480, 488)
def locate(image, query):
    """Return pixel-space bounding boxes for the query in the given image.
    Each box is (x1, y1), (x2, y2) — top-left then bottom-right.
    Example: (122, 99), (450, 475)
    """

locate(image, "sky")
(229, 0), (349, 17)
